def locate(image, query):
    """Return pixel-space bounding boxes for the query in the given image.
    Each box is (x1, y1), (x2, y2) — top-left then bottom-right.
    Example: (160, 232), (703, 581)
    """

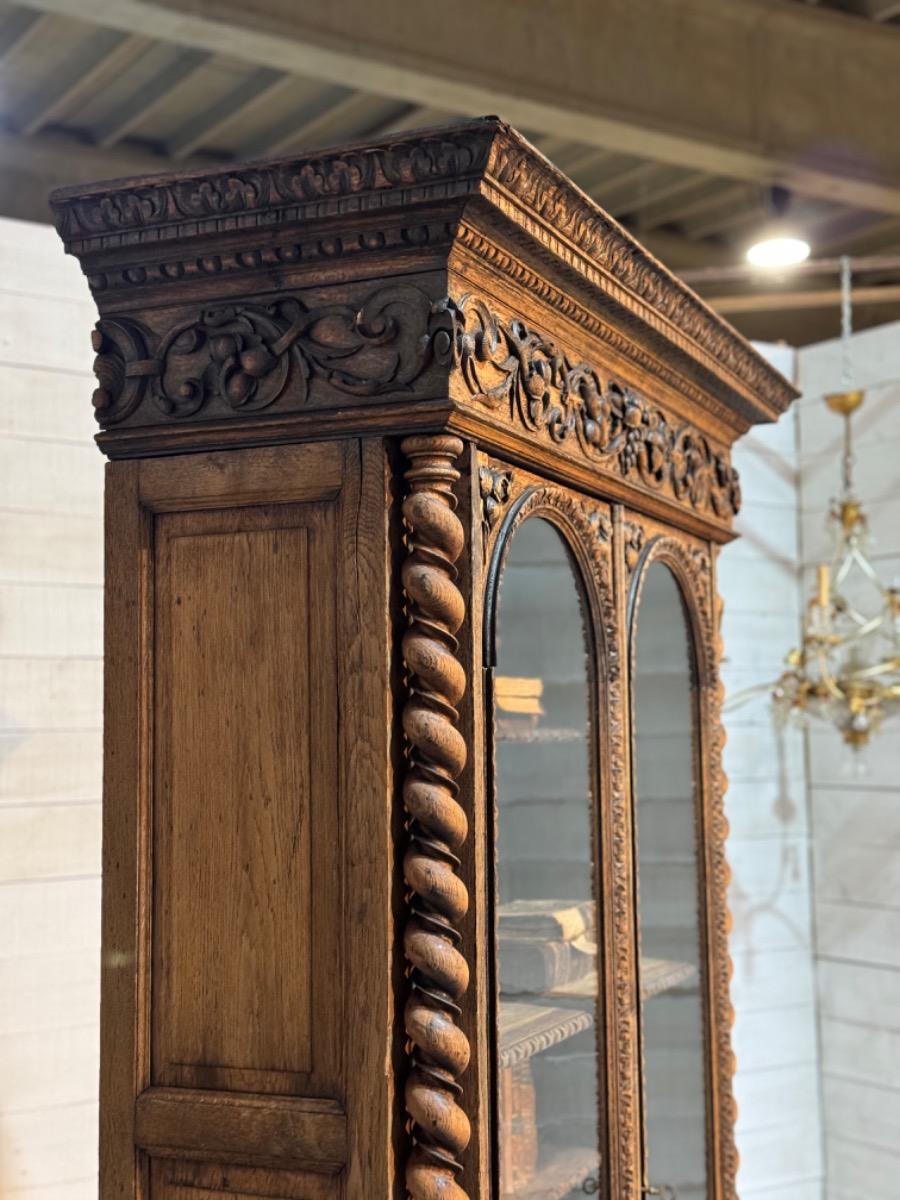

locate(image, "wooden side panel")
(152, 507), (329, 1093)
(100, 440), (394, 1200)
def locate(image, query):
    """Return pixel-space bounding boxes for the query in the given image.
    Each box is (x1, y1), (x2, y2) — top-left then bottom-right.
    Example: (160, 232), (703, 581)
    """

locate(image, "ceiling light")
(746, 235), (811, 269)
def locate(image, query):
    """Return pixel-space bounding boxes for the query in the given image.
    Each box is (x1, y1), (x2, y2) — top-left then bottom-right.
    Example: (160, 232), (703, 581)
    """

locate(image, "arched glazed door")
(488, 511), (607, 1200)
(630, 555), (711, 1200)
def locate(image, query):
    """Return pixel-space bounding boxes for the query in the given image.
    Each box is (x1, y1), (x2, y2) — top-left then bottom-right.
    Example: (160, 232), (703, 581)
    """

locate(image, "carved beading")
(400, 435), (471, 1200)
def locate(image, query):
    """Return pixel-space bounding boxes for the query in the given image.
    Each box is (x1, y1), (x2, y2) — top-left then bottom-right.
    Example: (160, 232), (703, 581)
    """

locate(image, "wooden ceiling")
(3, 0), (900, 344)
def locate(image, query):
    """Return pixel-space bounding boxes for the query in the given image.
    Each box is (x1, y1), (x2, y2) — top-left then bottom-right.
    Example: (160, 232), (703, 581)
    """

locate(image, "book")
(495, 675), (545, 716)
(500, 935), (597, 995)
(499, 1059), (538, 1193)
(497, 898), (595, 943)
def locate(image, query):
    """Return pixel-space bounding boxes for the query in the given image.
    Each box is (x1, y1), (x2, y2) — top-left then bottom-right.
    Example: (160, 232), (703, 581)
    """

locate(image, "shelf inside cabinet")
(540, 956), (695, 1005)
(495, 726), (584, 744)
(499, 1000), (594, 1069)
(505, 1144), (601, 1200)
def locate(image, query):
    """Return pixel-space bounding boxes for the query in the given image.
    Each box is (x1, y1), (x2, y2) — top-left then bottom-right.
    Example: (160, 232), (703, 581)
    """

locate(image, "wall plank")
(0, 216), (103, 1199)
(797, 319), (900, 1200)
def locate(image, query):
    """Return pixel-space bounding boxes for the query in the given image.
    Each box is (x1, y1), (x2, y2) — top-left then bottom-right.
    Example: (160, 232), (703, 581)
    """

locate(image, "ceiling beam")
(862, 0), (900, 19)
(249, 88), (375, 158)
(166, 67), (289, 160)
(15, 0), (900, 214)
(0, 8), (48, 65)
(14, 32), (150, 137)
(94, 48), (212, 148)
(708, 283), (900, 315)
(365, 104), (454, 138)
(617, 171), (710, 219)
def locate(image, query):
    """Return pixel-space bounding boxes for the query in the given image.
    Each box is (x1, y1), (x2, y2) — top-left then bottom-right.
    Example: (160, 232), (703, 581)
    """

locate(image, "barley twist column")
(400, 435), (471, 1200)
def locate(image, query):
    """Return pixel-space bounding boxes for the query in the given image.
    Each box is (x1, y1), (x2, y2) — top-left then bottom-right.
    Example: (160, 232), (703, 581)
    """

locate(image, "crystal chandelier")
(771, 259), (900, 750)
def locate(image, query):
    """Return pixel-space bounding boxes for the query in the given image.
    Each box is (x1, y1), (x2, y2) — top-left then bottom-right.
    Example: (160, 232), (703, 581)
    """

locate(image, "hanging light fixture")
(769, 257), (900, 750)
(746, 185), (811, 270)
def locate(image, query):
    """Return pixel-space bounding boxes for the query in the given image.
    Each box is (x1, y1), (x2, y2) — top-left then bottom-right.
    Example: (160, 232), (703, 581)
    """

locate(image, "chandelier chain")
(839, 256), (855, 498)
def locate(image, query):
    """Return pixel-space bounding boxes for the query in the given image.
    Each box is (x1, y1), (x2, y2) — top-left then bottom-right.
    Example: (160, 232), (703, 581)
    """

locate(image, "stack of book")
(495, 675), (544, 737)
(498, 898), (596, 996)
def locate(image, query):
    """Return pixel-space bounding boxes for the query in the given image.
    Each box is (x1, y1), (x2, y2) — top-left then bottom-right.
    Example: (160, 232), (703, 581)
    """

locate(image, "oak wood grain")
(134, 1086), (347, 1171)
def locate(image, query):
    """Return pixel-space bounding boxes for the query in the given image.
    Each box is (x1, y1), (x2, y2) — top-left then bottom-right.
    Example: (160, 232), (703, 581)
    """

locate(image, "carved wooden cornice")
(87, 282), (742, 527)
(51, 117), (796, 433)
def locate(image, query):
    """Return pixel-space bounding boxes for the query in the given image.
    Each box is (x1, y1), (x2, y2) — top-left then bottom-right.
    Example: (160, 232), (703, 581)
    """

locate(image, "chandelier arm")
(847, 657), (900, 681)
(834, 553), (854, 588)
(813, 642), (845, 700)
(842, 613), (886, 641)
(851, 549), (888, 594)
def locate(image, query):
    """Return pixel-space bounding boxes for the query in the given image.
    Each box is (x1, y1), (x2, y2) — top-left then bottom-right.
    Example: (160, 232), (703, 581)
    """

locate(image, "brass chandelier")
(771, 259), (900, 750)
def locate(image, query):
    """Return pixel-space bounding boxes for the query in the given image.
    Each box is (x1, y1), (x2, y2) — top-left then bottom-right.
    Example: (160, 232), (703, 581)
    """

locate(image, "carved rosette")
(628, 535), (738, 1199)
(400, 435), (471, 1200)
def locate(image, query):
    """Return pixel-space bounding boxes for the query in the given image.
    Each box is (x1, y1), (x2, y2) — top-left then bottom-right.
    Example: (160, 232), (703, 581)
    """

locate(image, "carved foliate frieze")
(436, 295), (742, 519)
(88, 282), (741, 531)
(90, 284), (439, 425)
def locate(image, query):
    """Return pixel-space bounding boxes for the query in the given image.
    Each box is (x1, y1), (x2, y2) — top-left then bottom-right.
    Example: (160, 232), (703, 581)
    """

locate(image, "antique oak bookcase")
(51, 118), (796, 1200)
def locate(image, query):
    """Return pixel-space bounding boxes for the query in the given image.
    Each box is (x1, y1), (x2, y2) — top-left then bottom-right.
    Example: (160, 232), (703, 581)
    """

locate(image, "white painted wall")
(720, 343), (824, 1200)
(795, 323), (900, 1200)
(0, 216), (102, 1199)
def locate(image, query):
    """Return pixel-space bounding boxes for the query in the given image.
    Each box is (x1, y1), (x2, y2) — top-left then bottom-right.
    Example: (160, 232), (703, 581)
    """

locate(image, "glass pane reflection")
(633, 563), (707, 1200)
(494, 518), (603, 1200)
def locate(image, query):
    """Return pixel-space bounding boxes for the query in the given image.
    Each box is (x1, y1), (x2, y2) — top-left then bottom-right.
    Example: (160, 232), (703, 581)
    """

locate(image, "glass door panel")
(492, 517), (604, 1200)
(632, 562), (707, 1200)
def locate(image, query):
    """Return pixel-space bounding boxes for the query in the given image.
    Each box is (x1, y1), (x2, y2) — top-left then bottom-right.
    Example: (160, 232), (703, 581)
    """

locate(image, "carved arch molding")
(479, 465), (640, 1200)
(91, 287), (740, 522)
(626, 529), (738, 1199)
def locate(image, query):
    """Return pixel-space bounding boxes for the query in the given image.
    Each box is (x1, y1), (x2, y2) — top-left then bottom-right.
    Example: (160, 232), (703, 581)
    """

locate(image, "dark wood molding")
(53, 118), (796, 443)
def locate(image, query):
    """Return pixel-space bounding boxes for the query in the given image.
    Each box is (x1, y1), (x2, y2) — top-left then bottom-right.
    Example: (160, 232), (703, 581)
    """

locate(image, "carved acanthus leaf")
(435, 295), (741, 518)
(89, 284), (437, 425)
(478, 465), (514, 553)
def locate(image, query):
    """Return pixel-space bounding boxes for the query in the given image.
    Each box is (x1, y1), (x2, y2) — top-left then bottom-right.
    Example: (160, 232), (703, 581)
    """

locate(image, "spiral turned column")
(400, 435), (471, 1200)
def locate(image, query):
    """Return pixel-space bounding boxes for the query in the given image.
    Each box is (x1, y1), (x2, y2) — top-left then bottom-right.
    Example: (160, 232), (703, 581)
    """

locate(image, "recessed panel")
(152, 505), (330, 1092)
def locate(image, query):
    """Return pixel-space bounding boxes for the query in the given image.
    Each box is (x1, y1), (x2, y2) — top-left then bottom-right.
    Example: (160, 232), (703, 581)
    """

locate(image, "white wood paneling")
(0, 215), (102, 1200)
(721, 363), (824, 1200)
(796, 319), (900, 1200)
